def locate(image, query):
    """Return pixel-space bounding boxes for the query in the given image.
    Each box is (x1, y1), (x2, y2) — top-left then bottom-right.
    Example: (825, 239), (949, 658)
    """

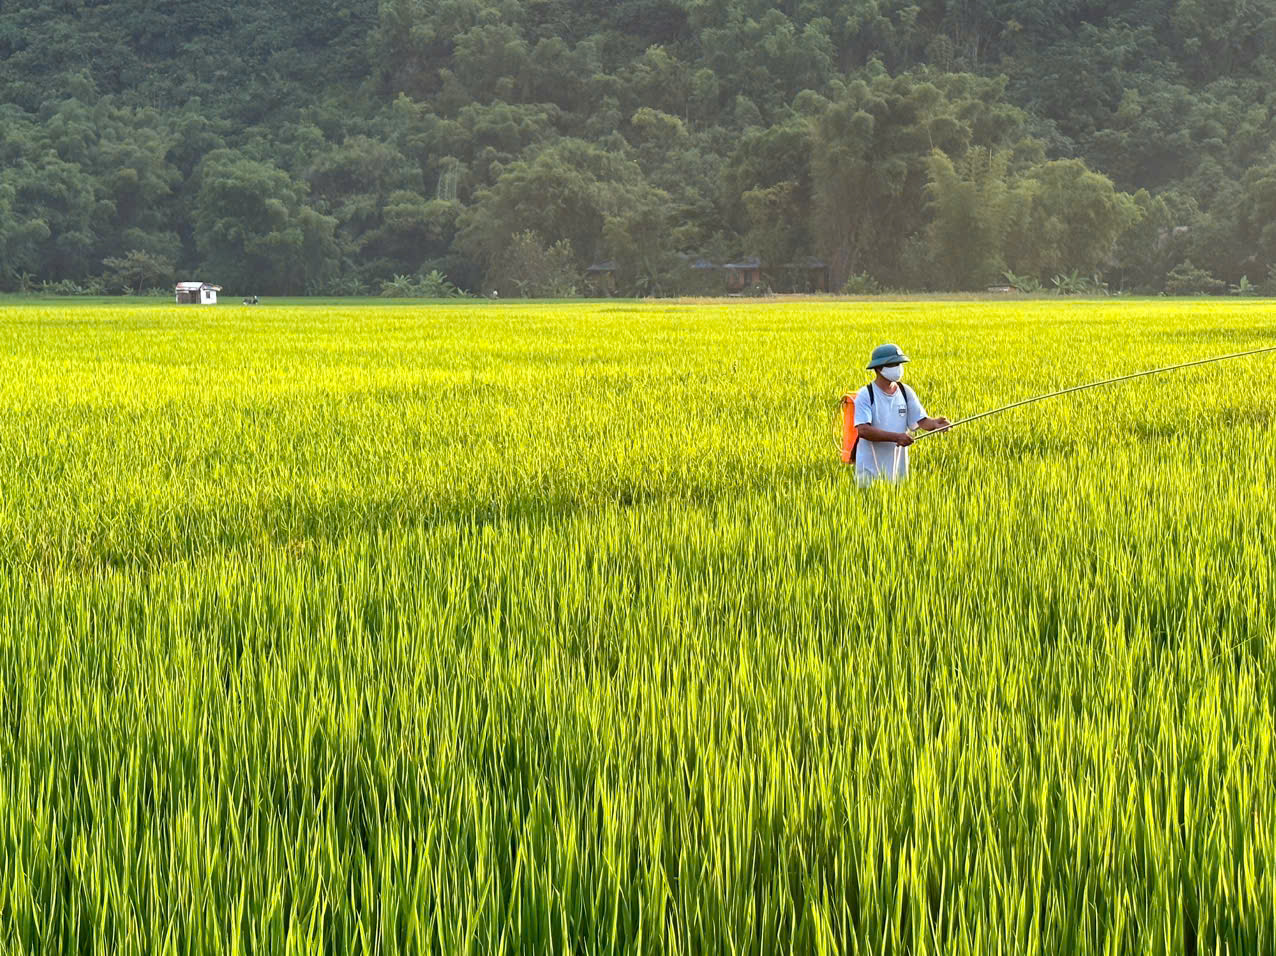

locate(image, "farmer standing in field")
(853, 344), (950, 486)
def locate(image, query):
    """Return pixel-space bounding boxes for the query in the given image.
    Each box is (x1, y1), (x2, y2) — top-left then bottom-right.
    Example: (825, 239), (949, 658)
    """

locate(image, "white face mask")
(879, 365), (903, 382)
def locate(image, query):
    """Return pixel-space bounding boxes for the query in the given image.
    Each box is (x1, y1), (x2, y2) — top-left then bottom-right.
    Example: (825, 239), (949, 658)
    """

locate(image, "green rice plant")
(0, 299), (1272, 953)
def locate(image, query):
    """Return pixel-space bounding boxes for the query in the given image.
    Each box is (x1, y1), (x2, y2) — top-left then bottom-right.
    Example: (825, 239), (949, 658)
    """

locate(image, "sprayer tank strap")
(860, 381), (921, 422)
(850, 382), (922, 458)
(852, 381), (926, 476)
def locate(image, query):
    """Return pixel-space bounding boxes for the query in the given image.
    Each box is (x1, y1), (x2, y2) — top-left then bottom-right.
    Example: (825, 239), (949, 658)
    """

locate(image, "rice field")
(0, 298), (1273, 953)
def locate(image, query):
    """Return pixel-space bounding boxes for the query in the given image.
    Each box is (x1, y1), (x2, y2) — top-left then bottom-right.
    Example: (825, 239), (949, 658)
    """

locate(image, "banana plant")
(1231, 275), (1254, 296)
(1002, 270), (1042, 294)
(1079, 273), (1109, 296)
(1052, 270), (1083, 295)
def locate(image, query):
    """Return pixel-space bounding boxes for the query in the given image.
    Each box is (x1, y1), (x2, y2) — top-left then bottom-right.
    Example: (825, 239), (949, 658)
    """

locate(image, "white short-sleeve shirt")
(852, 381), (927, 485)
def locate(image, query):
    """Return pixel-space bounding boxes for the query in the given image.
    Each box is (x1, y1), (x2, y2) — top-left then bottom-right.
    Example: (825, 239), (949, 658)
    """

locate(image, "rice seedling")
(0, 299), (1272, 953)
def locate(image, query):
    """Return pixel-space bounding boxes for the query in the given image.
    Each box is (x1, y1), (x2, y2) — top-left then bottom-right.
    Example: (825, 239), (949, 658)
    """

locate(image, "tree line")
(1, 0), (1275, 297)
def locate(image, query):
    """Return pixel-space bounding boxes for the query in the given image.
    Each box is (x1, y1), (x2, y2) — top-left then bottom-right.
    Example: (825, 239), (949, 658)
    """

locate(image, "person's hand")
(895, 432), (915, 447)
(931, 417), (952, 431)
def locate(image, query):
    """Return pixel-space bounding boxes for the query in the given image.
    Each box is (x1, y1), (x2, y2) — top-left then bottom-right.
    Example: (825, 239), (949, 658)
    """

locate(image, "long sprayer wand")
(909, 343), (1276, 442)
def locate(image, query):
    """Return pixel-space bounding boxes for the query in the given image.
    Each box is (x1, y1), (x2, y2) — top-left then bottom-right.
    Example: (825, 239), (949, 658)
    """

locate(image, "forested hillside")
(2, 0), (1274, 295)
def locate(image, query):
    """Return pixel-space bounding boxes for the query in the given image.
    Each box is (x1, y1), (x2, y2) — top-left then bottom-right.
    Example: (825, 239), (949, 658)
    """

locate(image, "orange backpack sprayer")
(839, 384), (915, 464)
(839, 392), (857, 464)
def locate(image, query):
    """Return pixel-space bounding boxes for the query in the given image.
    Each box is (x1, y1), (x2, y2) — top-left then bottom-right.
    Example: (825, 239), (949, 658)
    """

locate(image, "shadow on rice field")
(8, 458), (842, 573)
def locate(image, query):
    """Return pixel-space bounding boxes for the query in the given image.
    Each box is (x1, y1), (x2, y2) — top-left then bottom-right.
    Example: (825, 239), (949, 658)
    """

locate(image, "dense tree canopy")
(1, 0), (1274, 295)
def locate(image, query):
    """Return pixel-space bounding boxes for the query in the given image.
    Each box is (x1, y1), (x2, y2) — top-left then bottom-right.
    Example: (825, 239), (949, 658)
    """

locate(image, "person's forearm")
(918, 418), (946, 431)
(856, 424), (906, 443)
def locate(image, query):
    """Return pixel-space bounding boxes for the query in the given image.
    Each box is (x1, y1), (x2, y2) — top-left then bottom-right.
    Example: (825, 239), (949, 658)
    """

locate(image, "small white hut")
(175, 281), (222, 305)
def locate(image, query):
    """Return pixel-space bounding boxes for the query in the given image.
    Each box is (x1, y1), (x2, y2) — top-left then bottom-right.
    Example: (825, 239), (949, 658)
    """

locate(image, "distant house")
(674, 255), (832, 295)
(672, 255), (725, 295)
(175, 281), (221, 305)
(780, 258), (832, 293)
(724, 257), (763, 291)
(585, 261), (617, 295)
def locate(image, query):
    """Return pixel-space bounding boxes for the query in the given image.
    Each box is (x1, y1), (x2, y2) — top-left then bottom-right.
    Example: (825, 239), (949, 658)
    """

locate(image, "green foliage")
(841, 272), (882, 295)
(1051, 271), (1084, 296)
(1051, 271), (1109, 296)
(458, 139), (670, 295)
(1111, 189), (1179, 293)
(924, 149), (1138, 291)
(1002, 271), (1042, 294)
(926, 148), (1034, 290)
(378, 269), (463, 298)
(304, 135), (434, 281)
(1238, 163), (1276, 282)
(1007, 161), (1140, 279)
(726, 121), (814, 271)
(1231, 275), (1256, 296)
(193, 151), (339, 295)
(37, 278), (92, 296)
(379, 274), (421, 297)
(0, 0), (1274, 294)
(1084, 274), (1110, 296)
(1165, 260), (1227, 296)
(485, 230), (579, 298)
(102, 250), (175, 295)
(418, 269), (462, 298)
(812, 72), (1029, 288)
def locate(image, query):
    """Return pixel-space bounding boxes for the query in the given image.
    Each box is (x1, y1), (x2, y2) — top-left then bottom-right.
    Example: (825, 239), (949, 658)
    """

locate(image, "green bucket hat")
(866, 343), (910, 370)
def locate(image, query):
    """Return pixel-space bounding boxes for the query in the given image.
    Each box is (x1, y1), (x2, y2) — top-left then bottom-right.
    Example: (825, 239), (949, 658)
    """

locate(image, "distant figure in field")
(242, 295), (260, 305)
(852, 344), (950, 486)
